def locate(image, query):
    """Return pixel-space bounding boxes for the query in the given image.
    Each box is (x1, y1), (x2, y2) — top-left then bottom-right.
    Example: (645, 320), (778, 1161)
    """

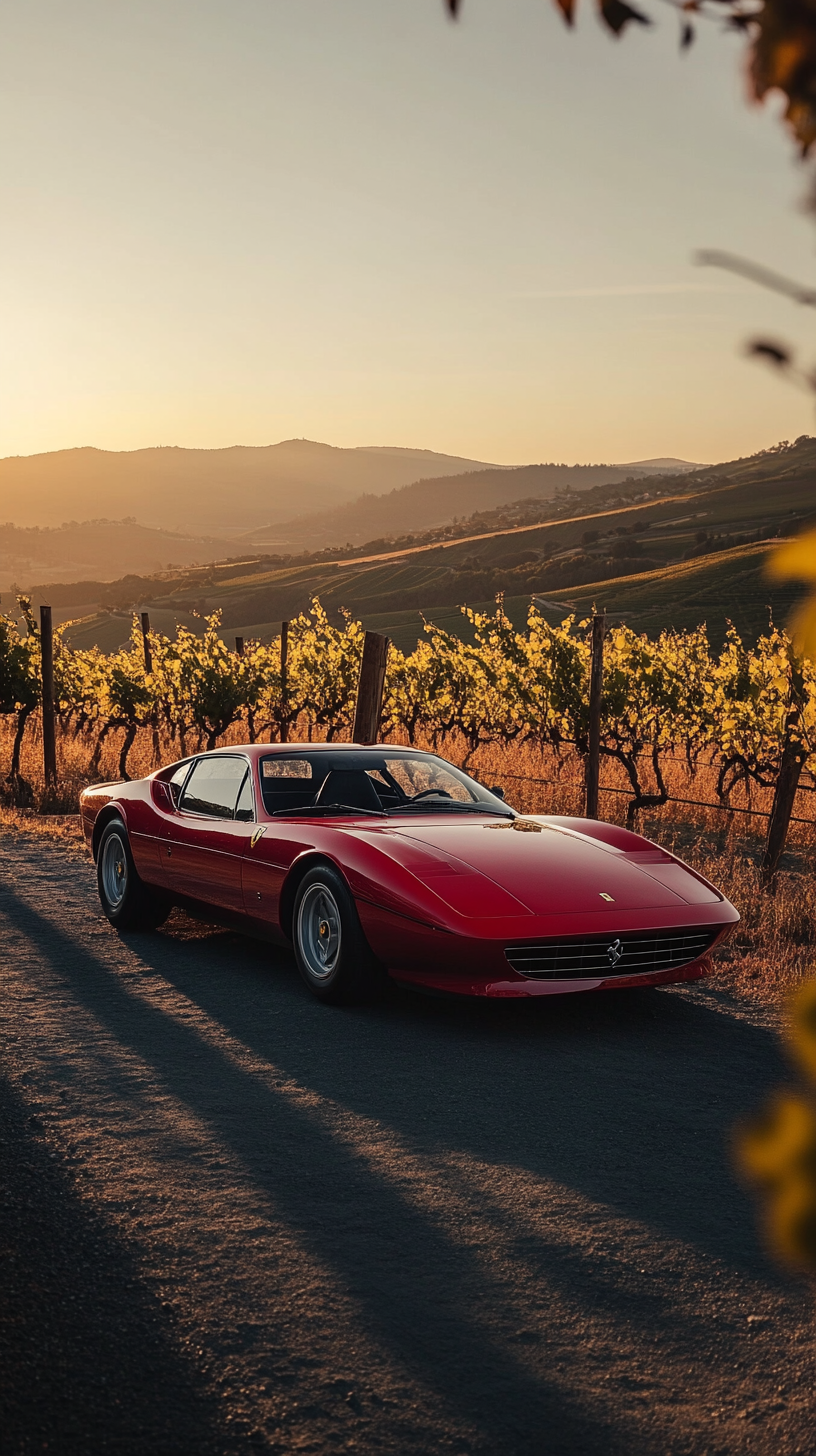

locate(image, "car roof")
(206, 743), (434, 758)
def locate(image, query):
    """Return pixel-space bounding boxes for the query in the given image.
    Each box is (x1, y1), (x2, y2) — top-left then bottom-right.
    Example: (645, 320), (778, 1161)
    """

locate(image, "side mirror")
(490, 785), (506, 801)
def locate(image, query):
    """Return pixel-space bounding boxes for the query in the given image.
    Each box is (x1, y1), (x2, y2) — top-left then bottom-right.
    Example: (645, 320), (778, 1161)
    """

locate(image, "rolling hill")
(30, 436), (813, 654)
(0, 518), (228, 592)
(240, 459), (704, 552)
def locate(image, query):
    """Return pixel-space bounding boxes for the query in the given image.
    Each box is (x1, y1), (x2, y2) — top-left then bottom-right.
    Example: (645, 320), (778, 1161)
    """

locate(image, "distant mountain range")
(0, 439), (499, 535)
(617, 458), (703, 475)
(0, 440), (703, 584)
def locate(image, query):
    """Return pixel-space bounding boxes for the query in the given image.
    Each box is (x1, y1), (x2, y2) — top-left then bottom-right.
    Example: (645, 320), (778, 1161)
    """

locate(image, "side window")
(179, 757), (249, 820)
(235, 769), (254, 823)
(167, 759), (194, 805)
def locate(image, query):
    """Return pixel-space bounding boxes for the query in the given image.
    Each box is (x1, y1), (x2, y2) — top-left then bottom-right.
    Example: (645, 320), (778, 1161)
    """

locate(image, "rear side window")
(164, 759), (194, 805)
(179, 757), (249, 820)
(260, 756), (316, 813)
(262, 759), (313, 779)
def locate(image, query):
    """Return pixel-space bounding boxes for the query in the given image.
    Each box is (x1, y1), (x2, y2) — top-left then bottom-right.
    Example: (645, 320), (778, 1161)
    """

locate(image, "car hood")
(381, 816), (721, 917)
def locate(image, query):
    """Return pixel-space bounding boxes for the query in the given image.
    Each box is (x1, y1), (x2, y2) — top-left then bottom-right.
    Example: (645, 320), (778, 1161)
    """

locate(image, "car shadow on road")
(0, 1074), (225, 1456)
(1, 885), (805, 1456)
(152, 913), (788, 1279)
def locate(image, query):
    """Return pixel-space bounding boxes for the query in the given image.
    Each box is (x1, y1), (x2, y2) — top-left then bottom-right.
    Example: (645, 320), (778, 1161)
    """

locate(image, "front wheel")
(292, 864), (383, 1004)
(97, 818), (171, 931)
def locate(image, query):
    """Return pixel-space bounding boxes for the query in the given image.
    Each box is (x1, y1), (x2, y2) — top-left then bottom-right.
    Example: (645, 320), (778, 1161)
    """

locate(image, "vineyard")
(3, 592), (816, 821)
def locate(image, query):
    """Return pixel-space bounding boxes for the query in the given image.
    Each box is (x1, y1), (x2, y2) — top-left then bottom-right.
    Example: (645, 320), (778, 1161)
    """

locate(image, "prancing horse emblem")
(607, 938), (623, 967)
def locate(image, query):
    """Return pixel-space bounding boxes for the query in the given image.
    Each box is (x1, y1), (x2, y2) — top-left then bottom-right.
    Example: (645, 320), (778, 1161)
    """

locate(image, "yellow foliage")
(738, 978), (816, 1276)
(767, 528), (816, 583)
(738, 1092), (816, 1272)
(766, 530), (816, 660)
(788, 977), (816, 1084)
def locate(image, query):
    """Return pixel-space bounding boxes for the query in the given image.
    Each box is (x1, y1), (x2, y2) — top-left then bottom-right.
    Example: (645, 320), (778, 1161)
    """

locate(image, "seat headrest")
(313, 768), (382, 812)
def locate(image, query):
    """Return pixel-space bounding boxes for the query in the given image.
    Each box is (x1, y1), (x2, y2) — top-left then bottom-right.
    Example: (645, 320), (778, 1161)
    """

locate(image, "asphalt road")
(0, 829), (814, 1456)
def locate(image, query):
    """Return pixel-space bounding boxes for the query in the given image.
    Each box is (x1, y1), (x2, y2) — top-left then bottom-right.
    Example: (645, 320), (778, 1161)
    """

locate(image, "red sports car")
(79, 743), (739, 1003)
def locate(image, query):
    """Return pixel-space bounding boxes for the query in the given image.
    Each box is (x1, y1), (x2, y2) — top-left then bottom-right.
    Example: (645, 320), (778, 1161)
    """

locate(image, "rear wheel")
(292, 864), (383, 1004)
(97, 818), (171, 931)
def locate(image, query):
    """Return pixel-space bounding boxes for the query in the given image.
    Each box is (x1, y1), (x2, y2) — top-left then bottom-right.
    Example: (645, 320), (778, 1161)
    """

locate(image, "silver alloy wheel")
(101, 831), (128, 910)
(297, 882), (342, 980)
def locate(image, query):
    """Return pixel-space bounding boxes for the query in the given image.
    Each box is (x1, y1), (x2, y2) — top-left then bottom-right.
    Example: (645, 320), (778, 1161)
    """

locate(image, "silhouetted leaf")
(445, 0), (816, 155)
(747, 338), (792, 367)
(598, 0), (650, 35)
(748, 0), (816, 153)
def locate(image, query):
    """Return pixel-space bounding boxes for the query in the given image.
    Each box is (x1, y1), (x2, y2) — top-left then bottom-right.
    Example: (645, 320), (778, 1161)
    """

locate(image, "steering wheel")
(410, 788), (454, 801)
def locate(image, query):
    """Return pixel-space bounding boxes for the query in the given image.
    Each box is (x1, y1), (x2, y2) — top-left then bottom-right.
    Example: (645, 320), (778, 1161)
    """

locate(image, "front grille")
(505, 928), (718, 980)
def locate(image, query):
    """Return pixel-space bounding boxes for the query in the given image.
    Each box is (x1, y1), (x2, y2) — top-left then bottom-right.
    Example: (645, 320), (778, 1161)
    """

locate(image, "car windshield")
(259, 750), (513, 818)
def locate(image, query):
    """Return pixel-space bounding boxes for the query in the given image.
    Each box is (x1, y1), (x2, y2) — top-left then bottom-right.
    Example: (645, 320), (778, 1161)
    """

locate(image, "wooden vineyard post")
(140, 612), (152, 673)
(584, 612), (605, 820)
(234, 636), (244, 656)
(39, 604), (57, 789)
(352, 631), (390, 745)
(761, 716), (806, 890)
(279, 621), (289, 743)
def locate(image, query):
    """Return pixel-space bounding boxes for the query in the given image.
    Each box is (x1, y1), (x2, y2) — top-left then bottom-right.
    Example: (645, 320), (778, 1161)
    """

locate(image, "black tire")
(97, 818), (171, 931)
(292, 864), (383, 1004)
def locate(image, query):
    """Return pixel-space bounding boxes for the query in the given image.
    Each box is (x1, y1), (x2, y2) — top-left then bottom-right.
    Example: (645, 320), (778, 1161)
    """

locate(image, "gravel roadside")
(0, 828), (813, 1455)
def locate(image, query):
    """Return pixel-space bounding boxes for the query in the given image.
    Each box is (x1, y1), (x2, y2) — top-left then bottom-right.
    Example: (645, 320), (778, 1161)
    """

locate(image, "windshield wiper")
(272, 802), (385, 818)
(388, 800), (513, 817)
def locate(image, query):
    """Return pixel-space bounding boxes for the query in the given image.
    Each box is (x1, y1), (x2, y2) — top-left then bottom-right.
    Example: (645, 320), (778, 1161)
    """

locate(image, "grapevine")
(1, 593), (816, 816)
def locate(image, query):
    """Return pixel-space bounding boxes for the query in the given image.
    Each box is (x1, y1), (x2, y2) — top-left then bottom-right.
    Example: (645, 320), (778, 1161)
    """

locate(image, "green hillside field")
(358, 541), (802, 652)
(53, 539), (801, 656)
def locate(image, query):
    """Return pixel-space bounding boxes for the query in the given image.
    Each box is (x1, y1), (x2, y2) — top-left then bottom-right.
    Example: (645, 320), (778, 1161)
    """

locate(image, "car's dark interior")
(260, 757), (410, 815)
(312, 768), (383, 812)
(260, 775), (318, 814)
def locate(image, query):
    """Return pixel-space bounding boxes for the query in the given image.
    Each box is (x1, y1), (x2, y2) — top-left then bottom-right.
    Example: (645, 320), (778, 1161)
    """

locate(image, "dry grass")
(2, 713), (814, 1007)
(0, 806), (86, 854)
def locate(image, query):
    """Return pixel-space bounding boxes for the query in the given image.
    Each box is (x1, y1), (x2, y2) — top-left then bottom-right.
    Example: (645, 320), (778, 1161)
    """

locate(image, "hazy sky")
(2, 0), (816, 466)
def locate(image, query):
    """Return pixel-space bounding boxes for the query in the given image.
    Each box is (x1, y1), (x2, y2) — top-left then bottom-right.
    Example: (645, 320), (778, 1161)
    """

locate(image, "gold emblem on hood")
(484, 818), (542, 833)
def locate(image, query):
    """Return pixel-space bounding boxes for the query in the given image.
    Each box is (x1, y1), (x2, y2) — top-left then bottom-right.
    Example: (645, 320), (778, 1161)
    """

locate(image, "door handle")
(250, 826), (266, 848)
